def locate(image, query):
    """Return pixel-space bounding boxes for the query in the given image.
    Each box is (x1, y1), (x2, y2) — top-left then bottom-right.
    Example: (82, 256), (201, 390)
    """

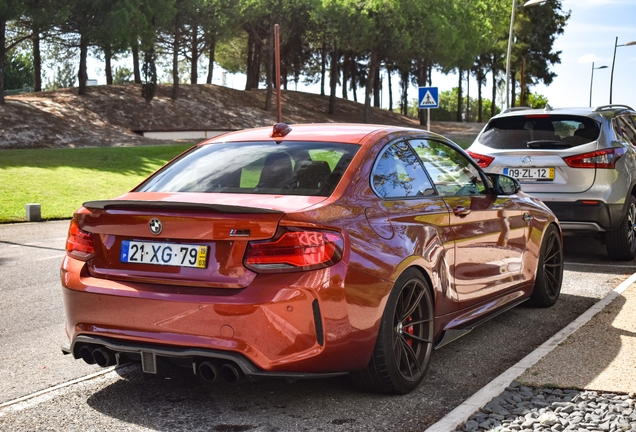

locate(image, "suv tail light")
(466, 151), (494, 168)
(66, 219), (95, 261)
(563, 148), (625, 169)
(244, 229), (343, 273)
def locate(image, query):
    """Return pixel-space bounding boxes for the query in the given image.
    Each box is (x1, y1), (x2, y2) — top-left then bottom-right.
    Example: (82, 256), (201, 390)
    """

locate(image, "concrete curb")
(425, 271), (636, 432)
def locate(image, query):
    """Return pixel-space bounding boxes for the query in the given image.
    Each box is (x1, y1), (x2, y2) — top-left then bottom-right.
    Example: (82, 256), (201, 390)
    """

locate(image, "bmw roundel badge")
(149, 218), (163, 235)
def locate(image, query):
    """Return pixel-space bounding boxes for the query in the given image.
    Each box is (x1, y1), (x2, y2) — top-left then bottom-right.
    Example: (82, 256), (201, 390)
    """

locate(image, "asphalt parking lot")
(0, 220), (633, 431)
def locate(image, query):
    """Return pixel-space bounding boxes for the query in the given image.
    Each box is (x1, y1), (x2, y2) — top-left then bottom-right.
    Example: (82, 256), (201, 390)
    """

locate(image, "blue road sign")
(418, 87), (439, 109)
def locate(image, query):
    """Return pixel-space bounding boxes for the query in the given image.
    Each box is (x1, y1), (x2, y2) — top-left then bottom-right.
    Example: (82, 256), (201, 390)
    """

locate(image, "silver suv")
(467, 104), (636, 260)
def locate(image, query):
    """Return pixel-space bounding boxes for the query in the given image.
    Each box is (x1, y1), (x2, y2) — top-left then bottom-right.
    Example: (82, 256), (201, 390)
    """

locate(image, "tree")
(17, 0), (69, 92)
(62, 0), (134, 95)
(511, 0), (570, 106)
(4, 47), (33, 90)
(0, 0), (26, 103)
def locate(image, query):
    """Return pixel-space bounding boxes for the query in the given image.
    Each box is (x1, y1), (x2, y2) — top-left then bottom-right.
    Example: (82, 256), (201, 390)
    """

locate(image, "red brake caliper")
(405, 316), (414, 346)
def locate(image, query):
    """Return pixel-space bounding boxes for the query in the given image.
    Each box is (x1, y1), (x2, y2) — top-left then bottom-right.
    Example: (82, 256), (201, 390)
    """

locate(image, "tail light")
(66, 219), (95, 261)
(563, 148), (625, 169)
(466, 151), (494, 168)
(244, 229), (343, 273)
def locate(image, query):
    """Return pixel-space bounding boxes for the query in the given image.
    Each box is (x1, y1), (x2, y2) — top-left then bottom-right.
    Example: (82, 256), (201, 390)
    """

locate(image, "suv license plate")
(120, 240), (208, 268)
(503, 167), (554, 181)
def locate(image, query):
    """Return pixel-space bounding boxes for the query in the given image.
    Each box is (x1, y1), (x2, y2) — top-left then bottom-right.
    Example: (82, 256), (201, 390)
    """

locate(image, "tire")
(350, 269), (434, 394)
(528, 224), (563, 307)
(606, 195), (636, 261)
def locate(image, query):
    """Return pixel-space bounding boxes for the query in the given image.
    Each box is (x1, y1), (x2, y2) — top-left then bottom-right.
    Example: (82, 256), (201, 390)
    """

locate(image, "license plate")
(120, 240), (208, 268)
(503, 167), (554, 180)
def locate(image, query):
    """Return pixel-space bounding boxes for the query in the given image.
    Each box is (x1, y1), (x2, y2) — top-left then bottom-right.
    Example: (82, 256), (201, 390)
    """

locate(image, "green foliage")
(113, 66), (133, 84)
(4, 0), (569, 115)
(44, 60), (76, 89)
(4, 48), (33, 90)
(516, 91), (549, 109)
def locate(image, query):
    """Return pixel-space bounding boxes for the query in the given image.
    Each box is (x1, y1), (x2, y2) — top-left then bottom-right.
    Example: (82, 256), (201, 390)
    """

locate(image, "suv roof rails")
(594, 104), (634, 112)
(501, 106), (533, 114)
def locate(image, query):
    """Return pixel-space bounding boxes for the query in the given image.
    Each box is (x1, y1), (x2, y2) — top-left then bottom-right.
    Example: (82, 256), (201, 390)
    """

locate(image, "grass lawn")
(0, 144), (193, 223)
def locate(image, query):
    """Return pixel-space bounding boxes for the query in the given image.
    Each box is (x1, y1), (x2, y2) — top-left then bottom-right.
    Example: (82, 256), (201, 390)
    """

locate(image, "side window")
(371, 142), (434, 199)
(410, 139), (487, 197)
(618, 116), (636, 147)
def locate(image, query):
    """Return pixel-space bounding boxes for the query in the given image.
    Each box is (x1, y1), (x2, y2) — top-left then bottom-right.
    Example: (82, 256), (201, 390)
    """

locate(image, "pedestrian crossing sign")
(418, 87), (439, 109)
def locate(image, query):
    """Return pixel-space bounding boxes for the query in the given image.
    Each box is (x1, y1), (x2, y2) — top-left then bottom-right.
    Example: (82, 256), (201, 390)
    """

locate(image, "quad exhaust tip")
(78, 343), (245, 384)
(78, 345), (117, 367)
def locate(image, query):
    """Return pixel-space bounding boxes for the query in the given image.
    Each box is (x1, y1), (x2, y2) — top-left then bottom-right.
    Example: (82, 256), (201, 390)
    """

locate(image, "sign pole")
(427, 108), (430, 132)
(275, 24), (282, 123)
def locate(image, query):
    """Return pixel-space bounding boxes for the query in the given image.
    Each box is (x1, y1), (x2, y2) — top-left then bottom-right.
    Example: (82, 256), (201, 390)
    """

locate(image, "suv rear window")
(479, 114), (601, 149)
(136, 141), (359, 196)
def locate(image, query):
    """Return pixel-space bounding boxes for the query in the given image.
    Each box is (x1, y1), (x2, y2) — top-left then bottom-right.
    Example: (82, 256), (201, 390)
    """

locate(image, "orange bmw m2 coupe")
(61, 123), (563, 394)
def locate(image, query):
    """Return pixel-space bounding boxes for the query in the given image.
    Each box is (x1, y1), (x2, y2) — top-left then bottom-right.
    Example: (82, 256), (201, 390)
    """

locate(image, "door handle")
(523, 212), (532, 223)
(453, 206), (471, 217)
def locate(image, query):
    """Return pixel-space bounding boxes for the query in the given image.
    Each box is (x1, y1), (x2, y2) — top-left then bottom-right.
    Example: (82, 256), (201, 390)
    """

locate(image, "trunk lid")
(78, 192), (327, 288)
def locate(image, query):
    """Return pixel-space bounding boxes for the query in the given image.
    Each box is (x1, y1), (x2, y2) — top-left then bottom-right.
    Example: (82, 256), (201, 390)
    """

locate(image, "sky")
(432, 0), (636, 110)
(85, 0), (636, 112)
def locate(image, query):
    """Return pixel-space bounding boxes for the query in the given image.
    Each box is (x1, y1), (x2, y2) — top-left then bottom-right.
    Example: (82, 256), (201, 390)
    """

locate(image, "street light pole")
(609, 37), (636, 104)
(589, 62), (608, 107)
(505, 0), (546, 110)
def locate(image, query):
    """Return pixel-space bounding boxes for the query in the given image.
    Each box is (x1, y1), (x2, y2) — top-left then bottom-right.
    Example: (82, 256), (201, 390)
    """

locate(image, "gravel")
(455, 381), (636, 432)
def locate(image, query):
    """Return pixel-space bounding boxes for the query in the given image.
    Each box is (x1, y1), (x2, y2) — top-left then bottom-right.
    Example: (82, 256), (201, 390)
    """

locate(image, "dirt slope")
(0, 84), (482, 149)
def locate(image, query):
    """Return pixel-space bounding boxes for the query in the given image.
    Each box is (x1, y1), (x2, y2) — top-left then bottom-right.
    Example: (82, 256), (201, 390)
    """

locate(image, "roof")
(203, 123), (419, 145)
(495, 105), (635, 121)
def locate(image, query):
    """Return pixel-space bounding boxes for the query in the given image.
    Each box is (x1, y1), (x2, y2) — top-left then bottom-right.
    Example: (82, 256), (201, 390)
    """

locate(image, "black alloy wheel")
(350, 269), (434, 394)
(606, 196), (636, 261)
(528, 224), (563, 307)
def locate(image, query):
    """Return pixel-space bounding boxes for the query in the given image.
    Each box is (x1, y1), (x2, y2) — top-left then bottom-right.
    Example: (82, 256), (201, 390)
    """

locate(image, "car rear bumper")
(62, 334), (347, 381)
(60, 255), (392, 375)
(542, 201), (624, 232)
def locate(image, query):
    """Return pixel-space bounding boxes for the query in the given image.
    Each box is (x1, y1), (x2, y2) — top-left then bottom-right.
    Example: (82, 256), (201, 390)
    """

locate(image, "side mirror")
(488, 174), (521, 195)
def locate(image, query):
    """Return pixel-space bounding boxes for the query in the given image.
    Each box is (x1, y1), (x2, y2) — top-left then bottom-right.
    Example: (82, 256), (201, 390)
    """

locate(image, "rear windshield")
(135, 141), (359, 196)
(479, 114), (601, 149)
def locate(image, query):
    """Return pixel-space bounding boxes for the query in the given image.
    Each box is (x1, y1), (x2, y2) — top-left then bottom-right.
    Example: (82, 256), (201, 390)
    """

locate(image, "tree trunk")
(491, 56), (497, 117)
(320, 42), (326, 96)
(456, 68), (463, 122)
(364, 49), (378, 124)
(466, 71), (470, 122)
(341, 52), (348, 100)
(520, 57), (526, 106)
(32, 33), (42, 92)
(417, 59), (429, 125)
(132, 41), (142, 84)
(105, 45), (113, 85)
(0, 20), (5, 104)
(245, 30), (262, 91)
(373, 66), (380, 108)
(477, 75), (483, 123)
(351, 56), (357, 102)
(172, 31), (179, 100)
(400, 68), (409, 116)
(206, 35), (216, 84)
(78, 33), (89, 95)
(190, 26), (199, 84)
(511, 70), (516, 108)
(245, 32), (254, 90)
(264, 17), (274, 111)
(387, 67), (392, 112)
(328, 47), (338, 115)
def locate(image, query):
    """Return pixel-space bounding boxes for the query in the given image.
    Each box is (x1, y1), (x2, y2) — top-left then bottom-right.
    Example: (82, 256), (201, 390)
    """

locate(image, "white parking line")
(566, 262), (636, 269)
(33, 254), (66, 262)
(0, 367), (116, 413)
(425, 270), (636, 432)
